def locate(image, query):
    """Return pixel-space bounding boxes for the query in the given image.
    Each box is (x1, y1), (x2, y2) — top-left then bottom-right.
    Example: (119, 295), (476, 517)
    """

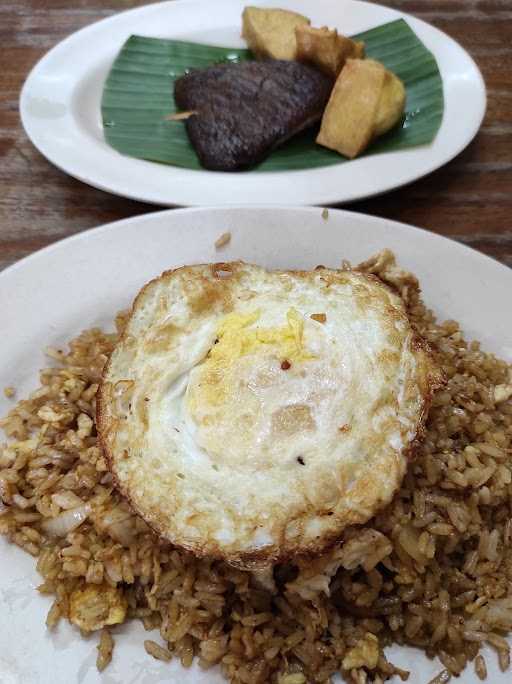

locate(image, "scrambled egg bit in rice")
(97, 262), (443, 567)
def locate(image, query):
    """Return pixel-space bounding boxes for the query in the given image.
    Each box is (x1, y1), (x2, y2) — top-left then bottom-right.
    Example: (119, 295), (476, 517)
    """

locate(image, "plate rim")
(19, 0), (487, 207)
(1, 205), (509, 283)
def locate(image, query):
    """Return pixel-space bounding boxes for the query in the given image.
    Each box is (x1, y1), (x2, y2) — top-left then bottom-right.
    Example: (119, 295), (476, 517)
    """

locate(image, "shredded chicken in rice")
(1, 252), (511, 683)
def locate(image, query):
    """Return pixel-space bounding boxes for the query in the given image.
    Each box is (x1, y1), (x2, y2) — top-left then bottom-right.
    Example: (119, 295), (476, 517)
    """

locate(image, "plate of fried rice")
(0, 206), (511, 684)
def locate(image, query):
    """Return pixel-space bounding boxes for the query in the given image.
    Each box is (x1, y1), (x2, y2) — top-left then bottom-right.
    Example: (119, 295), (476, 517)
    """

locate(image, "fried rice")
(0, 252), (511, 683)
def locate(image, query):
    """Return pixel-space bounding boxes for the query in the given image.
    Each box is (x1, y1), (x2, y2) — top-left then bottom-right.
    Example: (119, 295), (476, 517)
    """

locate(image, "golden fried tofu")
(242, 6), (310, 60)
(374, 68), (406, 137)
(316, 59), (406, 159)
(296, 24), (364, 78)
(69, 583), (127, 632)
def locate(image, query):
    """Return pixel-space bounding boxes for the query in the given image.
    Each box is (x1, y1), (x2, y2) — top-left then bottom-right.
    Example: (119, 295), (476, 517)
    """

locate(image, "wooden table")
(1, 0), (511, 272)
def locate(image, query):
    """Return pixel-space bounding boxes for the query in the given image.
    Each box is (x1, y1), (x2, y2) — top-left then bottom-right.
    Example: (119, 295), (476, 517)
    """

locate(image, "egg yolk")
(190, 308), (313, 409)
(212, 308), (311, 363)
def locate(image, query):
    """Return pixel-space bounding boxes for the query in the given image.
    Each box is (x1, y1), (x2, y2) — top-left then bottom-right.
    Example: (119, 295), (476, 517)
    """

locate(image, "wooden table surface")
(1, 0), (511, 272)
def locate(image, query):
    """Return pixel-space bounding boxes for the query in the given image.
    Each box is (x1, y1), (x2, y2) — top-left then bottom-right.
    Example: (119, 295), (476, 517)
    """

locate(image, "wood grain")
(0, 0), (511, 271)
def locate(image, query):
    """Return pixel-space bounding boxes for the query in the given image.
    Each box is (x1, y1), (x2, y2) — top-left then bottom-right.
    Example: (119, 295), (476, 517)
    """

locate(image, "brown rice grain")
(97, 629), (114, 672)
(214, 232), (231, 249)
(144, 639), (172, 662)
(475, 655), (487, 680)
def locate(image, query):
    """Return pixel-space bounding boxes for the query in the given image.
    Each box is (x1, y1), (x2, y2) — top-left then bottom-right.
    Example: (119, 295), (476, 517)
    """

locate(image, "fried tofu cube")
(295, 25), (364, 78)
(69, 583), (128, 632)
(316, 59), (406, 159)
(373, 66), (406, 137)
(242, 6), (310, 60)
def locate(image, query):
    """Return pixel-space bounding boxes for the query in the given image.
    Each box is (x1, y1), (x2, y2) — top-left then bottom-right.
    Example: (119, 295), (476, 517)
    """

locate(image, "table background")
(1, 0), (511, 272)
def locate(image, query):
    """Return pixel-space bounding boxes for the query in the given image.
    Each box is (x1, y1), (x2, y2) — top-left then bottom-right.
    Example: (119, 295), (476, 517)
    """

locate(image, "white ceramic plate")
(20, 0), (486, 207)
(0, 207), (511, 683)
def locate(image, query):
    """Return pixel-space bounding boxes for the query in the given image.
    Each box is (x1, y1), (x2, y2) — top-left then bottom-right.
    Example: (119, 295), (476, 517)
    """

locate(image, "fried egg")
(97, 262), (442, 567)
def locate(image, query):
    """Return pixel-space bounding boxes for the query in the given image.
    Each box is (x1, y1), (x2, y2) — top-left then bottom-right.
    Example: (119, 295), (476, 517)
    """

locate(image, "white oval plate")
(20, 0), (486, 207)
(0, 207), (511, 683)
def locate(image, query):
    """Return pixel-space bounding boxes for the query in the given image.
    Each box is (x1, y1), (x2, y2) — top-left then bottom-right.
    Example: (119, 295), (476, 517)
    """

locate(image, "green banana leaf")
(101, 18), (443, 171)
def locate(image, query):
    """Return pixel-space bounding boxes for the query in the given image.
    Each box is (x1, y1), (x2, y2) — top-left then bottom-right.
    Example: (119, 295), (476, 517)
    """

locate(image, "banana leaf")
(101, 18), (443, 171)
